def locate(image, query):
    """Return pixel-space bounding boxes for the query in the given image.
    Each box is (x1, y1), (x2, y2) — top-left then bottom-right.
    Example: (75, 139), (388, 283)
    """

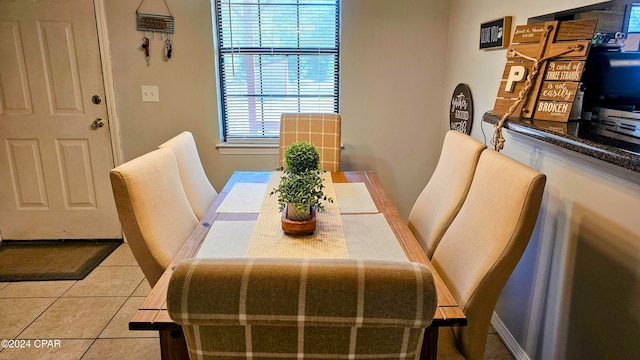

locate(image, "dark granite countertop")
(482, 112), (640, 174)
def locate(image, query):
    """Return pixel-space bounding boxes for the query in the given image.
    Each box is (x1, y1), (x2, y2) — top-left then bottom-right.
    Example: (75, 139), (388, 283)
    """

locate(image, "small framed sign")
(449, 83), (474, 134)
(480, 16), (512, 50)
(136, 13), (174, 34)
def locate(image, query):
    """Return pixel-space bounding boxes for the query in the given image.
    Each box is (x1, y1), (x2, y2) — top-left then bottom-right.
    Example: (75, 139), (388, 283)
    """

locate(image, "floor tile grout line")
(95, 296), (131, 341)
(95, 280), (149, 340)
(79, 338), (98, 360)
(58, 280), (79, 298)
(13, 295), (64, 342)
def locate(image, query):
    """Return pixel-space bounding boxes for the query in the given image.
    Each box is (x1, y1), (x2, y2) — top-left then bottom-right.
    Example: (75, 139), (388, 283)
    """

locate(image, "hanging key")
(141, 36), (150, 66)
(164, 39), (173, 61)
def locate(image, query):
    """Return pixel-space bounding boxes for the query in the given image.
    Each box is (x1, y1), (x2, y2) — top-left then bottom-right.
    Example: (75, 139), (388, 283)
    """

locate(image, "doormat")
(0, 239), (122, 281)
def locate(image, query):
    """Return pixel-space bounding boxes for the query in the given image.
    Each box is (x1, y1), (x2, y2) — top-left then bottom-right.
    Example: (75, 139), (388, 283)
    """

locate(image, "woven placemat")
(215, 183), (267, 213)
(333, 183), (379, 213)
(245, 172), (348, 258)
(196, 221), (256, 258)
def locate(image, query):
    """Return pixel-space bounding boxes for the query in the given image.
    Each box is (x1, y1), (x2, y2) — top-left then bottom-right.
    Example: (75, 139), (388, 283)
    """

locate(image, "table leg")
(159, 329), (190, 360)
(421, 327), (438, 360)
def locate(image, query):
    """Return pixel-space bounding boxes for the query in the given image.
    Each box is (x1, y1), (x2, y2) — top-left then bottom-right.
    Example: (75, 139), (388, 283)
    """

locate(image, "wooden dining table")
(130, 171), (467, 360)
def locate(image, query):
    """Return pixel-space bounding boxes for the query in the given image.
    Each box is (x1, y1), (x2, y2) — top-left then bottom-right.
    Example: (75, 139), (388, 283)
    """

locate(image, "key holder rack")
(136, 0), (175, 65)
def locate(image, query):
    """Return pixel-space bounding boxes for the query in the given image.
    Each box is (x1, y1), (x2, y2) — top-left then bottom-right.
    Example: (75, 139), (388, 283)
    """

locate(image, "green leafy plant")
(270, 142), (333, 218)
(284, 141), (320, 174)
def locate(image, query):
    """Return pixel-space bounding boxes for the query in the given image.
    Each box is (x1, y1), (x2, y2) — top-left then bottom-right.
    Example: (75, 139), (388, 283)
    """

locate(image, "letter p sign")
(504, 65), (527, 92)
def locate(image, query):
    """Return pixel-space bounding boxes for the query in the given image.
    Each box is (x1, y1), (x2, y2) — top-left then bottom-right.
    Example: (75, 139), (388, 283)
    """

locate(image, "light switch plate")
(141, 85), (159, 102)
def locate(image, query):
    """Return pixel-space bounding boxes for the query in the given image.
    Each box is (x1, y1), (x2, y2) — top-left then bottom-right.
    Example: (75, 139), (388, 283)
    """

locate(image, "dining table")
(129, 171), (467, 360)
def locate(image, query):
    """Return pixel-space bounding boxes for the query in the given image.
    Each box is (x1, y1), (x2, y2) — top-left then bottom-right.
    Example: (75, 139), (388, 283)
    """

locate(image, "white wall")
(104, 0), (451, 219)
(340, 0), (451, 217)
(444, 1), (640, 359)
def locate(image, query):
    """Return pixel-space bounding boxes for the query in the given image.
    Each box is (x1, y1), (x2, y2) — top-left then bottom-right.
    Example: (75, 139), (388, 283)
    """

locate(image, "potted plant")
(270, 142), (333, 233)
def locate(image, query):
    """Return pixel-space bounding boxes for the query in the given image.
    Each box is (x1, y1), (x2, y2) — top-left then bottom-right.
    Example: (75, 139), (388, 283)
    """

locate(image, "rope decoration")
(492, 25), (585, 151)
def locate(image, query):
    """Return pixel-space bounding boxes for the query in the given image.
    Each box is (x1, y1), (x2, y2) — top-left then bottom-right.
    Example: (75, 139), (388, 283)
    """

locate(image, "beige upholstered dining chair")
(408, 130), (486, 258)
(431, 149), (546, 360)
(159, 131), (218, 220)
(167, 258), (438, 360)
(279, 113), (341, 172)
(110, 148), (199, 287)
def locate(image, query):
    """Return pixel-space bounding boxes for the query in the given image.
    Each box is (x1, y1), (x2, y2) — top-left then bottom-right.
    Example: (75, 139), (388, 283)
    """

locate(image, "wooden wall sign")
(135, 0), (175, 34)
(136, 13), (174, 34)
(480, 17), (512, 50)
(492, 19), (597, 122)
(449, 83), (474, 134)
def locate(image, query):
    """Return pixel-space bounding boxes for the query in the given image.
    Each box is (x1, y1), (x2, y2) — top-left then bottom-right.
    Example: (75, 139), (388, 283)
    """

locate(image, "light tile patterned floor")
(0, 244), (514, 360)
(0, 244), (159, 360)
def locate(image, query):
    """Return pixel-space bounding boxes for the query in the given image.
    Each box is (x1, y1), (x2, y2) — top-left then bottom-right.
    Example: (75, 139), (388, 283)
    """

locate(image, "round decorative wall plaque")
(449, 83), (474, 134)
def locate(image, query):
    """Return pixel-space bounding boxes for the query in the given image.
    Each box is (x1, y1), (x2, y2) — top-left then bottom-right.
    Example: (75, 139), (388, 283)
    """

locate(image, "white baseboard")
(492, 312), (531, 360)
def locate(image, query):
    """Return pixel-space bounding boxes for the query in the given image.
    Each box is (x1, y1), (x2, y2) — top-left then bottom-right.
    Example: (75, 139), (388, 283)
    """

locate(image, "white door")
(0, 0), (120, 240)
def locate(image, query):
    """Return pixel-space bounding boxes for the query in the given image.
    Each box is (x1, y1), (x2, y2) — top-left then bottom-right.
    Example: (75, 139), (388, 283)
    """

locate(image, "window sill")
(216, 142), (279, 155)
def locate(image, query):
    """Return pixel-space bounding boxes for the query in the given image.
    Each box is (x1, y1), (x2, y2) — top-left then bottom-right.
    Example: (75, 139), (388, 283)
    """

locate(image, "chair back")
(431, 149), (546, 360)
(159, 131), (218, 220)
(110, 148), (199, 287)
(408, 130), (486, 258)
(279, 113), (341, 172)
(167, 258), (437, 360)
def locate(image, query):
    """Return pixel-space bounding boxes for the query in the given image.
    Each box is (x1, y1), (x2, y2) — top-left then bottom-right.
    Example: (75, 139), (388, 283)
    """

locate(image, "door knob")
(92, 118), (105, 128)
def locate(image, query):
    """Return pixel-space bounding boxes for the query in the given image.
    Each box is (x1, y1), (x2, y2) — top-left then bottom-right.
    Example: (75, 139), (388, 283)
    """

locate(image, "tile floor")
(0, 243), (159, 360)
(0, 243), (514, 360)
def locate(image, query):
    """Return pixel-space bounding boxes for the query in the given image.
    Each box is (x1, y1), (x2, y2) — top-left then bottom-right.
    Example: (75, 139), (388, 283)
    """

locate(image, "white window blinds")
(214, 0), (340, 141)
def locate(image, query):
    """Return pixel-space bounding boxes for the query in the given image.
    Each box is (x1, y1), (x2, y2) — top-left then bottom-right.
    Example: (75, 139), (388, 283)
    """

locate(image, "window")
(213, 0), (340, 142)
(625, 3), (640, 33)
